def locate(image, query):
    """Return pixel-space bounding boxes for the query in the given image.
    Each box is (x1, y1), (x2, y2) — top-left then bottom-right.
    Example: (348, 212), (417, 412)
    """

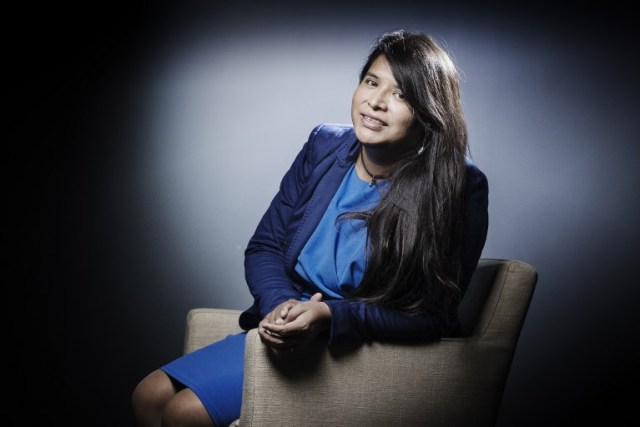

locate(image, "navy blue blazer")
(240, 123), (489, 344)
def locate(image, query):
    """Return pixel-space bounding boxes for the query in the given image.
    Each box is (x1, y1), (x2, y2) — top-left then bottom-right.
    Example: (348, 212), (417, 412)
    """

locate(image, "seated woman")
(131, 28), (489, 427)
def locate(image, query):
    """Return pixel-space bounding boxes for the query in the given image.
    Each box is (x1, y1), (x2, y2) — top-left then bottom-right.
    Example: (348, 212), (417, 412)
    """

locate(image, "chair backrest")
(440, 258), (538, 425)
(459, 258), (537, 342)
(238, 258), (537, 426)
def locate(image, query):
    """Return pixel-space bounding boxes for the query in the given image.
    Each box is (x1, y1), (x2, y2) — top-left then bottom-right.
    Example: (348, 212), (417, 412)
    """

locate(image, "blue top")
(241, 123), (489, 344)
(294, 164), (386, 299)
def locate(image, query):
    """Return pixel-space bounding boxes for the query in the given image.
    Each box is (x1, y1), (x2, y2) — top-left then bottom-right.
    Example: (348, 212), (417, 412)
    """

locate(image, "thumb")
(310, 292), (323, 302)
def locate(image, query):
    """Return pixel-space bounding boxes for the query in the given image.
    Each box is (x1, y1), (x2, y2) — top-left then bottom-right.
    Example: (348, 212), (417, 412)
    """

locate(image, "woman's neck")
(356, 144), (404, 185)
(359, 143), (409, 175)
(359, 147), (389, 180)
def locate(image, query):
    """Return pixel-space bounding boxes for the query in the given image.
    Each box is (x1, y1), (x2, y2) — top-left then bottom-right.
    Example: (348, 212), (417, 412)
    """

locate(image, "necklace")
(360, 146), (387, 186)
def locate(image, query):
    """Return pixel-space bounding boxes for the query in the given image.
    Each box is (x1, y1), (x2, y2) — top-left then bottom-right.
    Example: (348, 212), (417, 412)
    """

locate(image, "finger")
(259, 326), (288, 345)
(265, 314), (279, 325)
(259, 330), (298, 351)
(263, 319), (306, 338)
(262, 322), (286, 336)
(310, 292), (323, 302)
(276, 305), (290, 324)
(279, 305), (290, 319)
(284, 303), (309, 321)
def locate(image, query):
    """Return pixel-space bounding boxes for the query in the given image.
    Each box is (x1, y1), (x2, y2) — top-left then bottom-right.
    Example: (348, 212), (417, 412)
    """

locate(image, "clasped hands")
(258, 292), (331, 352)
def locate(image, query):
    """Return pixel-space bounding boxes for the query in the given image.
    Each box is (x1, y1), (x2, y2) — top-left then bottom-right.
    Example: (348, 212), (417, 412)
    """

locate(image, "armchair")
(183, 258), (537, 426)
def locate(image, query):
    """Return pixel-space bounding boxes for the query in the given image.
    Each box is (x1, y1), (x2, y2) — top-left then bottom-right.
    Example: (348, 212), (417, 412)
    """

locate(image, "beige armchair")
(183, 258), (537, 426)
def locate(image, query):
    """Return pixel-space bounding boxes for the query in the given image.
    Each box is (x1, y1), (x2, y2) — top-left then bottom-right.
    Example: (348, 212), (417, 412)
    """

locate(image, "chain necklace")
(360, 146), (388, 186)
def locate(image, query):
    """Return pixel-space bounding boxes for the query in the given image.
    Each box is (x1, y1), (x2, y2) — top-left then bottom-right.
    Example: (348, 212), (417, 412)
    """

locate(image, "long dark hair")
(348, 30), (469, 318)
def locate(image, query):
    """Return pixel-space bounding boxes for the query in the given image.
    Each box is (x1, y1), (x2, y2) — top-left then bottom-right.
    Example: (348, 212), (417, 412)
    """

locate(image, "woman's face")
(351, 54), (422, 148)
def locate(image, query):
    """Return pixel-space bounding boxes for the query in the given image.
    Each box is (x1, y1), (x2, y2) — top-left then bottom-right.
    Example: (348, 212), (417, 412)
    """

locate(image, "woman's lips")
(361, 114), (385, 130)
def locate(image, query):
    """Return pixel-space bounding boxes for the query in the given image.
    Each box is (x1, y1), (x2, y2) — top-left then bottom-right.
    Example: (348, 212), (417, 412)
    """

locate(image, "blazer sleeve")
(324, 164), (489, 345)
(324, 299), (445, 344)
(243, 127), (322, 319)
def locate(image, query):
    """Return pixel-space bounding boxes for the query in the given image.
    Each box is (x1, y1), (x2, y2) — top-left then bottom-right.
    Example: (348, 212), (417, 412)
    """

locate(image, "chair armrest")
(183, 308), (243, 354)
(239, 329), (502, 426)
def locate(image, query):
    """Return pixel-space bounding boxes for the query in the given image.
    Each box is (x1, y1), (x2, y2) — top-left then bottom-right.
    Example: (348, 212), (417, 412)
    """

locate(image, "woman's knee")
(162, 389), (214, 427)
(132, 369), (176, 411)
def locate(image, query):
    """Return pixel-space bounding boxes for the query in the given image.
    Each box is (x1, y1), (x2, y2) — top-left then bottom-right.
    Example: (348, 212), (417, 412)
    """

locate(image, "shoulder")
(307, 123), (355, 147)
(463, 157), (489, 212)
(304, 123), (358, 165)
(464, 157), (488, 192)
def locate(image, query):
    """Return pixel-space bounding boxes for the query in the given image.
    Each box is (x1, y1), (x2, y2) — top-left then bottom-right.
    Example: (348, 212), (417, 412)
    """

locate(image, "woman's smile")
(360, 113), (386, 130)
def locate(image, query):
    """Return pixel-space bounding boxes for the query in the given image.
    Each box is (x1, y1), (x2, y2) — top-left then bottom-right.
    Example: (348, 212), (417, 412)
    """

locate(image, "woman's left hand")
(258, 293), (331, 352)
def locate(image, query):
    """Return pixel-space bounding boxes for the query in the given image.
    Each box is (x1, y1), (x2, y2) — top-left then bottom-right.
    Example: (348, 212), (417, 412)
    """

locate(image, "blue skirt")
(161, 332), (246, 426)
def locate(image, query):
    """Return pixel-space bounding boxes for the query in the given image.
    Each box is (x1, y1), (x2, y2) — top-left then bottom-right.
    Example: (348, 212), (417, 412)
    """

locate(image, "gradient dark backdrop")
(7, 1), (639, 426)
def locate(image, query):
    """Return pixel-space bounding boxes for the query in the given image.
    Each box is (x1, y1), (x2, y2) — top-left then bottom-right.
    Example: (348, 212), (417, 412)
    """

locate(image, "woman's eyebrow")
(364, 71), (400, 89)
(365, 71), (400, 88)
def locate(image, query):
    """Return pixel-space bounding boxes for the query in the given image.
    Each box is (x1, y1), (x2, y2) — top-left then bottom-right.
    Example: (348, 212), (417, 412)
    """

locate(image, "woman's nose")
(368, 90), (387, 110)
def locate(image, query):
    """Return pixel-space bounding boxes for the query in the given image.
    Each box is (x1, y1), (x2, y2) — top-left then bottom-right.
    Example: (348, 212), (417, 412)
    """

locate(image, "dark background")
(6, 1), (639, 426)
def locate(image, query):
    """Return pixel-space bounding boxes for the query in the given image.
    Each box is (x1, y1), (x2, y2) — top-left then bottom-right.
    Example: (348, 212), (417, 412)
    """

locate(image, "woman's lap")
(161, 332), (246, 426)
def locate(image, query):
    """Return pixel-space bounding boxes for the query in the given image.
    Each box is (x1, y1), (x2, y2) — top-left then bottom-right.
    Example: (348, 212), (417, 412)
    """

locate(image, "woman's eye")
(364, 78), (377, 87)
(394, 91), (405, 100)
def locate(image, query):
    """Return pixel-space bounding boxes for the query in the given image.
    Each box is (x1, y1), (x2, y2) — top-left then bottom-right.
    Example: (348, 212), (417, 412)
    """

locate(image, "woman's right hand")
(258, 299), (300, 348)
(258, 293), (329, 351)
(261, 299), (300, 325)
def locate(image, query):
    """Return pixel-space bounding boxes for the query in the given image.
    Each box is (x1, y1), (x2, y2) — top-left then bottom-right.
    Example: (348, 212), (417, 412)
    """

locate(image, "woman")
(132, 29), (488, 427)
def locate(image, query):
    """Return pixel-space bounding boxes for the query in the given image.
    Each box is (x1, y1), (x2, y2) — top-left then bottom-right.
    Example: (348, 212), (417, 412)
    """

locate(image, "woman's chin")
(355, 127), (383, 145)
